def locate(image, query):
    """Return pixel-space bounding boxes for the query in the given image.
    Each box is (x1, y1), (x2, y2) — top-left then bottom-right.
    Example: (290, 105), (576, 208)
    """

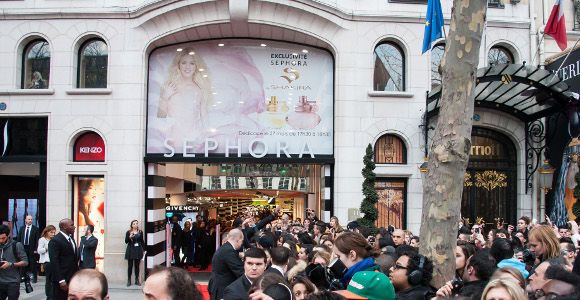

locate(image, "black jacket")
(79, 235), (98, 269)
(241, 213), (275, 249)
(265, 266), (284, 278)
(209, 242), (244, 300)
(171, 222), (182, 249)
(458, 280), (488, 300)
(17, 224), (39, 251)
(395, 285), (435, 300)
(48, 232), (79, 283)
(222, 275), (251, 300)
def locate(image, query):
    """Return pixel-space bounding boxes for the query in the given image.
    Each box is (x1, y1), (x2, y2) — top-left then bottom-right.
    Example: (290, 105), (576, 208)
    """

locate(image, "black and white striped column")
(145, 163), (167, 272)
(323, 164), (333, 221)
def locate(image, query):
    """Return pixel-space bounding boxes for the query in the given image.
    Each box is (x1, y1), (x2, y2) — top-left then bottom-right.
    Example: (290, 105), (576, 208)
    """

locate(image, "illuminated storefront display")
(146, 39), (334, 160)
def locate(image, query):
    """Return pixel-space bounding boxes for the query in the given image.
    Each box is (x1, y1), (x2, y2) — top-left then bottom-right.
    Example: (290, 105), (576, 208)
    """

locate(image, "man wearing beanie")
(345, 271), (395, 300)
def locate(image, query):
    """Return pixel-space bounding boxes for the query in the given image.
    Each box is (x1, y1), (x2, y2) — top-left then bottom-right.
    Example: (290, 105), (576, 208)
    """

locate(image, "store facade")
(0, 0), (544, 282)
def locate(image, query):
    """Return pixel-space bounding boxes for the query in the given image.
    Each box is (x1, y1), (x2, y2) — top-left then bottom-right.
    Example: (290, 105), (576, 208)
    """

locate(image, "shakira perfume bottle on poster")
(286, 96), (321, 129)
(259, 96), (285, 128)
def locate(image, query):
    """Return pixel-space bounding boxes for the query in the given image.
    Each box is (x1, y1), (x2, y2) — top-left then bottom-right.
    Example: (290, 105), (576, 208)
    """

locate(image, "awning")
(426, 63), (576, 122)
(424, 63), (579, 195)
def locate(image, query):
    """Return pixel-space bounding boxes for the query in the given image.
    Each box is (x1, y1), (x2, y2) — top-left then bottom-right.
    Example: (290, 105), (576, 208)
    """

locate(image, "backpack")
(10, 241), (22, 263)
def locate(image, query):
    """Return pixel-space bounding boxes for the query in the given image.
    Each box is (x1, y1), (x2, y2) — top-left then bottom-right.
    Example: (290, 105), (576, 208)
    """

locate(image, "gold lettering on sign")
(470, 145), (498, 156)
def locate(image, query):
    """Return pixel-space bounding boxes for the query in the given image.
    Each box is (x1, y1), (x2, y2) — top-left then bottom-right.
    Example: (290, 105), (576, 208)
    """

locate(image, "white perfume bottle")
(286, 96), (321, 129)
(259, 96), (285, 128)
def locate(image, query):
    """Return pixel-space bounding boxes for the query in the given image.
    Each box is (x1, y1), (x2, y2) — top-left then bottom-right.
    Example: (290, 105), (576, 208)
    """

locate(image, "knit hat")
(347, 271), (395, 300)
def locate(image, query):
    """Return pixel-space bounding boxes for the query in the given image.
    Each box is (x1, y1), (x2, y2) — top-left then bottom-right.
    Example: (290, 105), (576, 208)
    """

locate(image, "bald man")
(208, 229), (244, 300)
(68, 269), (109, 300)
(49, 218), (79, 300)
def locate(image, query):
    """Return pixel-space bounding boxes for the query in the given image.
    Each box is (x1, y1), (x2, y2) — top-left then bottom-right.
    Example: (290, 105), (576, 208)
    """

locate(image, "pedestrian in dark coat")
(48, 219), (79, 300)
(125, 220), (145, 286)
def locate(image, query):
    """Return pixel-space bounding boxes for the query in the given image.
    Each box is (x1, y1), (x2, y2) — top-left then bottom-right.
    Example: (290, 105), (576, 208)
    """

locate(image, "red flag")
(545, 0), (567, 51)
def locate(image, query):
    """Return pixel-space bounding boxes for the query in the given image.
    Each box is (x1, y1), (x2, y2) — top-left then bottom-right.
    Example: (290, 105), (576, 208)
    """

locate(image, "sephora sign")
(146, 39), (334, 158)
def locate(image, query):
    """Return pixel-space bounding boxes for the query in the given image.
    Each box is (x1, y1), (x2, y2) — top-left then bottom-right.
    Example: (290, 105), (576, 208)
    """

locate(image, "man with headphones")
(435, 249), (496, 300)
(388, 249), (435, 299)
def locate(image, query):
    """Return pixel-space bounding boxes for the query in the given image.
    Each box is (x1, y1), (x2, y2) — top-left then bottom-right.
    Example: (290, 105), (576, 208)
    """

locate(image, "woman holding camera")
(333, 232), (380, 286)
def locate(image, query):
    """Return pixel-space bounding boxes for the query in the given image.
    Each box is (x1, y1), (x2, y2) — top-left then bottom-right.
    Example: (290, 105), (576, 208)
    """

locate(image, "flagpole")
(531, 32), (546, 66)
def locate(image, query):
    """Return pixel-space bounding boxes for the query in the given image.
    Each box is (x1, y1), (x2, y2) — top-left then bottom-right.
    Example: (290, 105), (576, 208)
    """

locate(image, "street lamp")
(419, 157), (428, 175)
(538, 159), (555, 191)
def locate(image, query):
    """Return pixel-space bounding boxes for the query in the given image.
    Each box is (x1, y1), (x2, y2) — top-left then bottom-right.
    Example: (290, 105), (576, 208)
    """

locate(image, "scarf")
(341, 257), (376, 285)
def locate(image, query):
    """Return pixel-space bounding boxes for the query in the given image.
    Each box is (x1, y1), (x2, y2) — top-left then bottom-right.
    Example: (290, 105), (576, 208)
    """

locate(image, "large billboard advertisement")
(147, 39), (334, 159)
(73, 176), (105, 271)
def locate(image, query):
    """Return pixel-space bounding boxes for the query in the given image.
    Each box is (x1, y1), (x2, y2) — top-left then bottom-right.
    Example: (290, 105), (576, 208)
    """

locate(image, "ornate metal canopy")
(424, 63), (577, 193)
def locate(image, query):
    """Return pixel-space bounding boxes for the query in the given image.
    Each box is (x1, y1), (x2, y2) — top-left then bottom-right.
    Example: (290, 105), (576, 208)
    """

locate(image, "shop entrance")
(159, 163), (326, 271)
(0, 117), (48, 235)
(0, 163), (45, 236)
(461, 127), (517, 229)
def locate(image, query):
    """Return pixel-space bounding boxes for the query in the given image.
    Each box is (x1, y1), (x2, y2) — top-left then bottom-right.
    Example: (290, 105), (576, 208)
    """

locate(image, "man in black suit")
(170, 216), (182, 267)
(79, 224), (98, 269)
(209, 228), (244, 300)
(49, 218), (79, 300)
(222, 247), (267, 300)
(266, 247), (289, 278)
(16, 215), (39, 282)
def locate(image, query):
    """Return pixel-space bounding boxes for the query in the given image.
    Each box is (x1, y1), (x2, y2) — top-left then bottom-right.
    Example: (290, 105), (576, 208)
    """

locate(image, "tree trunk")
(419, 0), (487, 288)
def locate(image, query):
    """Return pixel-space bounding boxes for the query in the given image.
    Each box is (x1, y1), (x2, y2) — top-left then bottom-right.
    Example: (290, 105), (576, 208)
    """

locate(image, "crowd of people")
(0, 216), (141, 300)
(2, 209), (580, 300)
(204, 207), (580, 300)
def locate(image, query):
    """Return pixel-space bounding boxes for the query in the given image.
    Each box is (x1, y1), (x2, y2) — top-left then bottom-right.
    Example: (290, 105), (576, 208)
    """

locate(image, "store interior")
(164, 163), (325, 225)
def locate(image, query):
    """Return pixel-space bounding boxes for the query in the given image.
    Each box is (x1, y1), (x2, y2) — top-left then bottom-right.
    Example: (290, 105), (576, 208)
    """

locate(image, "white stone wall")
(0, 0), (534, 281)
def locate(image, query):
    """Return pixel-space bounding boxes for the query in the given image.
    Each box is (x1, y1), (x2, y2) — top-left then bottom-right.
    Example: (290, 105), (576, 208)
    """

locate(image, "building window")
(78, 39), (108, 88)
(226, 176), (239, 189)
(279, 177), (290, 190)
(431, 44), (445, 90)
(262, 177), (273, 189)
(488, 46), (513, 66)
(22, 40), (50, 89)
(373, 42), (405, 91)
(374, 134), (407, 164)
(210, 176), (221, 189)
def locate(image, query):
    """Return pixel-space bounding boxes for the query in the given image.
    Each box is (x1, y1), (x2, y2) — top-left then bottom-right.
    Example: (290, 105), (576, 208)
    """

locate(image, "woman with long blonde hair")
(528, 225), (560, 264)
(157, 48), (212, 147)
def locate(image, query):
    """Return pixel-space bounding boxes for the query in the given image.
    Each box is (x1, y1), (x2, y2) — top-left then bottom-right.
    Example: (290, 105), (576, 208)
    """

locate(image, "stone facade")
(0, 0), (554, 282)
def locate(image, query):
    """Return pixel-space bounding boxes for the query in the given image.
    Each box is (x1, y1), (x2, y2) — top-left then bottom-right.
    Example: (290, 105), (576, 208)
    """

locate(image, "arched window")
(488, 46), (513, 66)
(374, 134), (407, 164)
(431, 44), (445, 90)
(22, 40), (50, 89)
(373, 42), (405, 91)
(78, 39), (108, 88)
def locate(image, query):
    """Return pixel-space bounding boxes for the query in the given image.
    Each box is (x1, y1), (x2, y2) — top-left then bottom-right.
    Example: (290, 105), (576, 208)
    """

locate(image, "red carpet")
(197, 284), (209, 300)
(187, 265), (212, 272)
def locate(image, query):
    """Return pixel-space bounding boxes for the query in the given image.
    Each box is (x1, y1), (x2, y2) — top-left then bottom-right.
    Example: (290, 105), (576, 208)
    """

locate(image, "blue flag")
(422, 0), (444, 54)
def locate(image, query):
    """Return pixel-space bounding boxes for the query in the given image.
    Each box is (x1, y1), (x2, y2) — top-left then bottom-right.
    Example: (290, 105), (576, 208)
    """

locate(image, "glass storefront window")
(22, 40), (50, 89)
(78, 39), (108, 88)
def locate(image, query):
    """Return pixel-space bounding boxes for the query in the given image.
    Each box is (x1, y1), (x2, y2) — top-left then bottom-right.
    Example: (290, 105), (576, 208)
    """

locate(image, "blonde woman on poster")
(157, 49), (212, 148)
